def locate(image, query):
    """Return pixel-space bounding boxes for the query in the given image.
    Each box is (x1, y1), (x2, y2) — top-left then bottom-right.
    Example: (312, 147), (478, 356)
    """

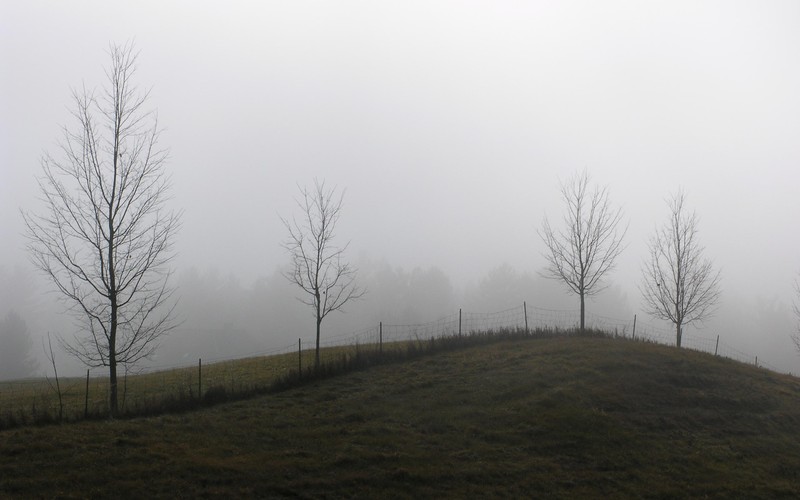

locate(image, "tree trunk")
(109, 351), (118, 416)
(109, 279), (118, 416)
(108, 270), (118, 416)
(580, 291), (585, 332)
(676, 323), (682, 348)
(315, 298), (321, 371)
(108, 223), (118, 417)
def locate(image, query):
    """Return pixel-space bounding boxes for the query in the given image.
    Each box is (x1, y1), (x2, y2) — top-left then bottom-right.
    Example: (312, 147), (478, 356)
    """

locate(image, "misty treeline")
(145, 259), (634, 367)
(1, 260), (625, 378)
(3, 258), (797, 380)
(0, 266), (39, 380)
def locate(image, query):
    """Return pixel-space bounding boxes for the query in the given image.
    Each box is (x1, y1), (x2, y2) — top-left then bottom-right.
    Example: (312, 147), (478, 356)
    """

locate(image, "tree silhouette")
(641, 191), (721, 348)
(281, 180), (364, 369)
(22, 42), (181, 415)
(539, 171), (627, 330)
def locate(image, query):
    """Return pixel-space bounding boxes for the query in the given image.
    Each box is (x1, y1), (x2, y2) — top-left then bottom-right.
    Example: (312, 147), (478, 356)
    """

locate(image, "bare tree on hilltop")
(281, 180), (365, 370)
(640, 191), (721, 348)
(539, 170), (627, 331)
(22, 42), (181, 416)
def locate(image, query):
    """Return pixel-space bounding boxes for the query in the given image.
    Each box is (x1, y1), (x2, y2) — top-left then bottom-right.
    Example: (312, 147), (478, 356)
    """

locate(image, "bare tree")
(22, 42), (180, 416)
(641, 191), (721, 348)
(281, 180), (364, 369)
(539, 171), (627, 331)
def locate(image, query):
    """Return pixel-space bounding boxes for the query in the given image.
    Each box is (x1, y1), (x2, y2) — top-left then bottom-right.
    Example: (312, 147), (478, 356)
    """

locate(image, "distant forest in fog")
(2, 254), (795, 379)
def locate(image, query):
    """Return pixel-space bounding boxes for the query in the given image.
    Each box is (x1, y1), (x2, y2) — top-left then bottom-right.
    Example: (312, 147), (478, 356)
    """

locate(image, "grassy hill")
(2, 335), (800, 498)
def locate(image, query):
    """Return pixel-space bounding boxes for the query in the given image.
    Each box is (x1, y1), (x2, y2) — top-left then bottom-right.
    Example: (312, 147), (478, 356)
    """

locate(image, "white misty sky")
(2, 0), (799, 309)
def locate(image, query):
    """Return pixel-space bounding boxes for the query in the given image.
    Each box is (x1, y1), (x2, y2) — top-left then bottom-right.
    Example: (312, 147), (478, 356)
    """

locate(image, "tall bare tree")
(539, 171), (627, 330)
(641, 191), (721, 348)
(22, 42), (180, 416)
(281, 180), (364, 369)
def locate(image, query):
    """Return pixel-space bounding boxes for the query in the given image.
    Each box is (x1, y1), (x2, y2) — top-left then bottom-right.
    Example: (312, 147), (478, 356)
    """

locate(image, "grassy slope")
(2, 336), (800, 498)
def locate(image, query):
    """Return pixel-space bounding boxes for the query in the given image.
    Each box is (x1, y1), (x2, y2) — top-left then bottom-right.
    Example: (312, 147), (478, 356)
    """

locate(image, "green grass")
(0, 340), (419, 426)
(2, 335), (800, 498)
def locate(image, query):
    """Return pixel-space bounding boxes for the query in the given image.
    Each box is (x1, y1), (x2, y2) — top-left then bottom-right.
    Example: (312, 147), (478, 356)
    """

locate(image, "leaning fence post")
(714, 335), (719, 356)
(459, 309), (462, 337)
(298, 338), (302, 374)
(198, 358), (202, 399)
(632, 314), (637, 340)
(524, 301), (529, 335)
(84, 369), (90, 418)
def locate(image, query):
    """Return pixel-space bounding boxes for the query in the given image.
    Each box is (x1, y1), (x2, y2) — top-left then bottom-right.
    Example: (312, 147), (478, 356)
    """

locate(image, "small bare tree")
(539, 171), (627, 330)
(22, 42), (180, 416)
(281, 180), (364, 369)
(641, 191), (721, 348)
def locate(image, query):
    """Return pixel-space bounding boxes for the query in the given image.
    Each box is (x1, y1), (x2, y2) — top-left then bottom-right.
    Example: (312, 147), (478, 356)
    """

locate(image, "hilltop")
(2, 335), (800, 498)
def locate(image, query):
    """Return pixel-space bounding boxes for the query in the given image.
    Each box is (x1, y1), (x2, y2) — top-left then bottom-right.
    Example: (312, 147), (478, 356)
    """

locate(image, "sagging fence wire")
(0, 302), (786, 427)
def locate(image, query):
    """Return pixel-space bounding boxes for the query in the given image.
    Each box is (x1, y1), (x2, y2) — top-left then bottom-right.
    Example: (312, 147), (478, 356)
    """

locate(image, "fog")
(2, 1), (800, 377)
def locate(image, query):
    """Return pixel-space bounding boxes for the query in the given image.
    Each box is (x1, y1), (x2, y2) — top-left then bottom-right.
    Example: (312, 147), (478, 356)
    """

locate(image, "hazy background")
(2, 1), (799, 376)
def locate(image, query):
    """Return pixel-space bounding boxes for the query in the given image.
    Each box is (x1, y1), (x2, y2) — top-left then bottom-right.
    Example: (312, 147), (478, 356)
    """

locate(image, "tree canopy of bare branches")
(539, 171), (627, 330)
(640, 191), (721, 348)
(22, 42), (180, 416)
(281, 180), (365, 369)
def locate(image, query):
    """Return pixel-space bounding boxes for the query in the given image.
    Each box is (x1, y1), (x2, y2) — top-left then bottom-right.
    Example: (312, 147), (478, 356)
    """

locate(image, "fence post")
(632, 314), (637, 340)
(714, 335), (719, 356)
(459, 309), (462, 337)
(298, 338), (302, 374)
(84, 369), (90, 418)
(524, 301), (529, 335)
(755, 356), (758, 368)
(198, 358), (202, 399)
(379, 322), (383, 355)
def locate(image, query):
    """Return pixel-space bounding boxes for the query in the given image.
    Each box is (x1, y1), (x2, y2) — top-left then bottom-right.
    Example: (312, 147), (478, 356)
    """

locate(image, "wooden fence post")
(198, 358), (202, 399)
(714, 335), (719, 356)
(632, 314), (637, 339)
(459, 309), (462, 337)
(524, 301), (529, 335)
(84, 369), (90, 418)
(379, 322), (383, 355)
(298, 338), (302, 374)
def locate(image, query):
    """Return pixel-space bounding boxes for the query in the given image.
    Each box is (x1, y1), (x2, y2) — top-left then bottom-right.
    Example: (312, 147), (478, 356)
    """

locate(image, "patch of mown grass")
(1, 335), (800, 497)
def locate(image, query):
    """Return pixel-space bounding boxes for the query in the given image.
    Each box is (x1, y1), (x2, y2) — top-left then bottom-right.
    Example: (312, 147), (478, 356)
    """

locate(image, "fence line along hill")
(0, 302), (787, 427)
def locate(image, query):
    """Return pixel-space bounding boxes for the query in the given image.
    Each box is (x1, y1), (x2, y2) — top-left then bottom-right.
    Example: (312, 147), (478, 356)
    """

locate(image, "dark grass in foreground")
(3, 336), (800, 498)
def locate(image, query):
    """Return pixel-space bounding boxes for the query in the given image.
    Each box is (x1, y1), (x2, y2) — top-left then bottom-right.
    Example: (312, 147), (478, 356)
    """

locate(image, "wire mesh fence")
(0, 302), (786, 427)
